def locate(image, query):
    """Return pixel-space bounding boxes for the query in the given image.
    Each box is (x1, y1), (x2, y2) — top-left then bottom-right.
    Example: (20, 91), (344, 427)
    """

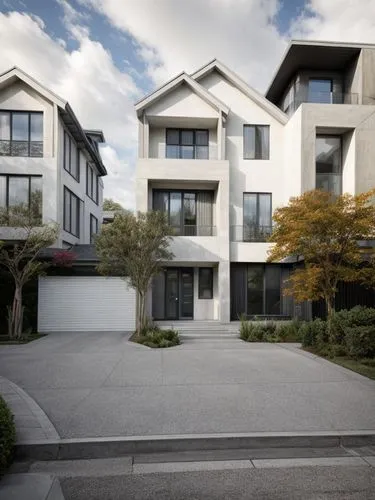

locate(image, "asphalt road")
(60, 465), (375, 500)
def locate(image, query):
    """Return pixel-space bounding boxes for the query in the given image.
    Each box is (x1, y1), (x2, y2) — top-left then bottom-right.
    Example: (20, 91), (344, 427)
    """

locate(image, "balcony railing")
(172, 225), (217, 236)
(153, 144), (218, 160)
(231, 225), (272, 242)
(0, 140), (43, 157)
(284, 91), (359, 115)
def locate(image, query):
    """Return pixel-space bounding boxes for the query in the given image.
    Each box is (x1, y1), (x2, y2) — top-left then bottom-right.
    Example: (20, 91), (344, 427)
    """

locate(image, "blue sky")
(0, 0), (372, 206)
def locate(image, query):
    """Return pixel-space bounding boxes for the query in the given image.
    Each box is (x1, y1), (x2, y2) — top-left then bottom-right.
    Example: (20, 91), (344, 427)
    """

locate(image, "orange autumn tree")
(267, 189), (375, 337)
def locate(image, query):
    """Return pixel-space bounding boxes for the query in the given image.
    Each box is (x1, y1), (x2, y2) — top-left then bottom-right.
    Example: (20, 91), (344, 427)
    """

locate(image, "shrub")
(135, 328), (180, 348)
(0, 396), (16, 476)
(301, 318), (327, 348)
(331, 306), (375, 344)
(276, 319), (302, 342)
(240, 318), (265, 342)
(345, 325), (375, 359)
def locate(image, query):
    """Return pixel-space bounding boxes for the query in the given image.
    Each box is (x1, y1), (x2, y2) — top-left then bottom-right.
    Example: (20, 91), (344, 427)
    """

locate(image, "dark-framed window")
(90, 214), (98, 243)
(153, 189), (214, 236)
(0, 174), (42, 225)
(247, 264), (281, 316)
(199, 268), (213, 299)
(86, 162), (98, 203)
(0, 111), (43, 157)
(243, 192), (272, 241)
(315, 135), (342, 196)
(308, 79), (333, 104)
(166, 129), (209, 159)
(243, 125), (269, 159)
(63, 131), (80, 181)
(63, 187), (80, 237)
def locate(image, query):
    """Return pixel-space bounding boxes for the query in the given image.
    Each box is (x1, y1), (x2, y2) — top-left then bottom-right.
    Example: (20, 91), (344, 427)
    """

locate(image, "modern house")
(135, 40), (375, 324)
(0, 66), (106, 247)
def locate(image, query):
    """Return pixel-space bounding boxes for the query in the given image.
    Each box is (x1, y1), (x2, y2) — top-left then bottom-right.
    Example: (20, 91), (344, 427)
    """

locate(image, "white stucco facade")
(0, 67), (106, 247)
(136, 42), (375, 323)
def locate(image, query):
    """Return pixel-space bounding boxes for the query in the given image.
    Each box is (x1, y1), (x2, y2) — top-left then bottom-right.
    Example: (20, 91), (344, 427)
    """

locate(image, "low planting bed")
(0, 395), (16, 476)
(130, 326), (180, 348)
(240, 318), (302, 343)
(0, 333), (46, 345)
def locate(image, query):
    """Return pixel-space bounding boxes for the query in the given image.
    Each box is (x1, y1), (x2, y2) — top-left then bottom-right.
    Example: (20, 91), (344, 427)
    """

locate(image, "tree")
(267, 189), (375, 337)
(0, 205), (58, 339)
(95, 211), (173, 335)
(103, 198), (124, 211)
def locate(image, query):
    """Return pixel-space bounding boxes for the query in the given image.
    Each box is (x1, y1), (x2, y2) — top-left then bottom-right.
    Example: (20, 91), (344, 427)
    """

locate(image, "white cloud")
(80, 0), (288, 92)
(100, 145), (135, 209)
(0, 9), (139, 206)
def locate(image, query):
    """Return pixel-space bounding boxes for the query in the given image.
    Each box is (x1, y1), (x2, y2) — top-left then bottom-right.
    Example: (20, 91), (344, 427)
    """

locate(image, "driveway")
(0, 332), (375, 438)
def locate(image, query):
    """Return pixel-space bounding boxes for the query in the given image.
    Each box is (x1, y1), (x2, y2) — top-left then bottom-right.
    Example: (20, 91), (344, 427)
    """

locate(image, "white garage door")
(38, 276), (136, 332)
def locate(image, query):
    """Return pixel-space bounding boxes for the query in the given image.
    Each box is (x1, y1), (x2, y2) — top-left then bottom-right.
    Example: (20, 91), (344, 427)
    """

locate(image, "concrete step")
(158, 321), (240, 333)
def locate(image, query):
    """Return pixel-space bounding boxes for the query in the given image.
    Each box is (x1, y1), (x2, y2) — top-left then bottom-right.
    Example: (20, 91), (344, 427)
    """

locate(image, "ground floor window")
(231, 264), (282, 319)
(199, 268), (213, 299)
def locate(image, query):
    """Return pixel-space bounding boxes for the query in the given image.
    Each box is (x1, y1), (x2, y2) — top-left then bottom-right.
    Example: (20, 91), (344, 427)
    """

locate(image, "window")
(64, 131), (80, 181)
(308, 79), (333, 104)
(90, 214), (98, 243)
(247, 265), (281, 316)
(166, 129), (209, 159)
(0, 175), (42, 225)
(63, 187), (80, 237)
(315, 136), (342, 196)
(86, 163), (98, 203)
(199, 268), (213, 299)
(243, 193), (272, 241)
(0, 111), (43, 157)
(153, 190), (214, 236)
(243, 125), (269, 159)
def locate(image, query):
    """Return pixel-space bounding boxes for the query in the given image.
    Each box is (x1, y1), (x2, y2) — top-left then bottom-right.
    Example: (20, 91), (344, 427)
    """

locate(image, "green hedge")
(0, 395), (16, 475)
(240, 319), (302, 343)
(136, 328), (180, 348)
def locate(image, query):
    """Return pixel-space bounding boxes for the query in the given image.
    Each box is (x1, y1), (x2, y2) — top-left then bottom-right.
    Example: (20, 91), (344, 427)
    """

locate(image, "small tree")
(267, 189), (375, 337)
(95, 211), (173, 335)
(103, 198), (124, 211)
(0, 208), (58, 338)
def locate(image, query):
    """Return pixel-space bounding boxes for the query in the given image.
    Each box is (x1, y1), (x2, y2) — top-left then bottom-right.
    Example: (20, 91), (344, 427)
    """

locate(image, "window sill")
(86, 193), (99, 205)
(64, 167), (80, 183)
(63, 228), (80, 238)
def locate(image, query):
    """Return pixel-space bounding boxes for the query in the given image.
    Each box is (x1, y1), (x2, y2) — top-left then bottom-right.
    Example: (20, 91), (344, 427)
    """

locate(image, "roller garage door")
(38, 276), (136, 332)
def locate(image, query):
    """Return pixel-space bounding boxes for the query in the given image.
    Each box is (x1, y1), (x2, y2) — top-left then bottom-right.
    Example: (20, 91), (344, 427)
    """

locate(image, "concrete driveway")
(0, 332), (375, 439)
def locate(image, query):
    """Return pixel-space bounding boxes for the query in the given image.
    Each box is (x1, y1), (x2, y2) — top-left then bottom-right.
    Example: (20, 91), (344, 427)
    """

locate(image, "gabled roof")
(135, 71), (229, 116)
(191, 59), (288, 124)
(0, 67), (107, 176)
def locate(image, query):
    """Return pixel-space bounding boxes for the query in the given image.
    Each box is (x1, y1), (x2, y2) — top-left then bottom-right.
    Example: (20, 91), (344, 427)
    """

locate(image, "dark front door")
(165, 268), (194, 320)
(180, 268), (194, 319)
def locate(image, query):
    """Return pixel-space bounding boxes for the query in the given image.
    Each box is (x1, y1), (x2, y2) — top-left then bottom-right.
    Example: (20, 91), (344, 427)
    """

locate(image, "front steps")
(157, 321), (240, 334)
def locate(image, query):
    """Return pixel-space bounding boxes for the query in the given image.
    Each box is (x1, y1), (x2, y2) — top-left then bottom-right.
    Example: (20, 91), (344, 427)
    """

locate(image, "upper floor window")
(316, 136), (342, 196)
(243, 192), (272, 242)
(243, 125), (269, 160)
(64, 131), (80, 181)
(0, 174), (42, 226)
(153, 189), (214, 236)
(63, 186), (80, 237)
(166, 129), (208, 159)
(308, 79), (333, 104)
(90, 214), (98, 243)
(0, 111), (43, 157)
(86, 163), (98, 204)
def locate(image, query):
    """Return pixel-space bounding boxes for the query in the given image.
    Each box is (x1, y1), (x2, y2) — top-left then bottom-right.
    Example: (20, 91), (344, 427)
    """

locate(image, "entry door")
(180, 268), (194, 319)
(165, 269), (179, 320)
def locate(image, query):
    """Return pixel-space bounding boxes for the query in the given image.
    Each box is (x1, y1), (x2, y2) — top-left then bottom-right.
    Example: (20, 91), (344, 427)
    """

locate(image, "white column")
(218, 260), (230, 323)
(216, 112), (222, 160)
(143, 113), (149, 159)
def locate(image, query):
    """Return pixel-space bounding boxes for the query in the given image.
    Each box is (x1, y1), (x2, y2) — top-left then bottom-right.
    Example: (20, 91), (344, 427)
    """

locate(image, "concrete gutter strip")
(15, 431), (375, 461)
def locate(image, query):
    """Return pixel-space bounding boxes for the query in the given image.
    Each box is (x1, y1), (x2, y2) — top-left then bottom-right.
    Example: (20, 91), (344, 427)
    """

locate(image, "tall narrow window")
(64, 131), (80, 181)
(90, 214), (98, 243)
(315, 136), (342, 196)
(86, 162), (98, 203)
(0, 111), (43, 157)
(166, 129), (208, 159)
(63, 187), (80, 237)
(199, 268), (213, 299)
(243, 125), (269, 159)
(243, 193), (272, 241)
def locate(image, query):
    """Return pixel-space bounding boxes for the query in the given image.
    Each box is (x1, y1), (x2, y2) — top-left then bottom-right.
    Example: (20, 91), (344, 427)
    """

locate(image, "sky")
(0, 0), (375, 208)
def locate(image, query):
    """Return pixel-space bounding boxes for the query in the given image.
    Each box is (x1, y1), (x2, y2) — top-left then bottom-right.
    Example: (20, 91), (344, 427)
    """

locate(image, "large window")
(64, 131), (80, 181)
(153, 190), (214, 236)
(315, 136), (342, 196)
(90, 214), (98, 243)
(166, 129), (209, 159)
(0, 175), (42, 225)
(0, 111), (43, 157)
(243, 125), (269, 159)
(86, 163), (98, 203)
(63, 187), (80, 237)
(199, 268), (213, 299)
(308, 79), (333, 104)
(243, 192), (272, 241)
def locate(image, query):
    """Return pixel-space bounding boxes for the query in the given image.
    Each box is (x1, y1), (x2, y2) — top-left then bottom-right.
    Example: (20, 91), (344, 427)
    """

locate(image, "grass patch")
(0, 333), (46, 345)
(0, 395), (16, 476)
(304, 347), (375, 380)
(130, 328), (180, 348)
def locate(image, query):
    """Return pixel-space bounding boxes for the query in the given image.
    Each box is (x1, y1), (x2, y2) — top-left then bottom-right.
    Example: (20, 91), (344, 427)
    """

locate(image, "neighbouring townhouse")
(135, 40), (375, 325)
